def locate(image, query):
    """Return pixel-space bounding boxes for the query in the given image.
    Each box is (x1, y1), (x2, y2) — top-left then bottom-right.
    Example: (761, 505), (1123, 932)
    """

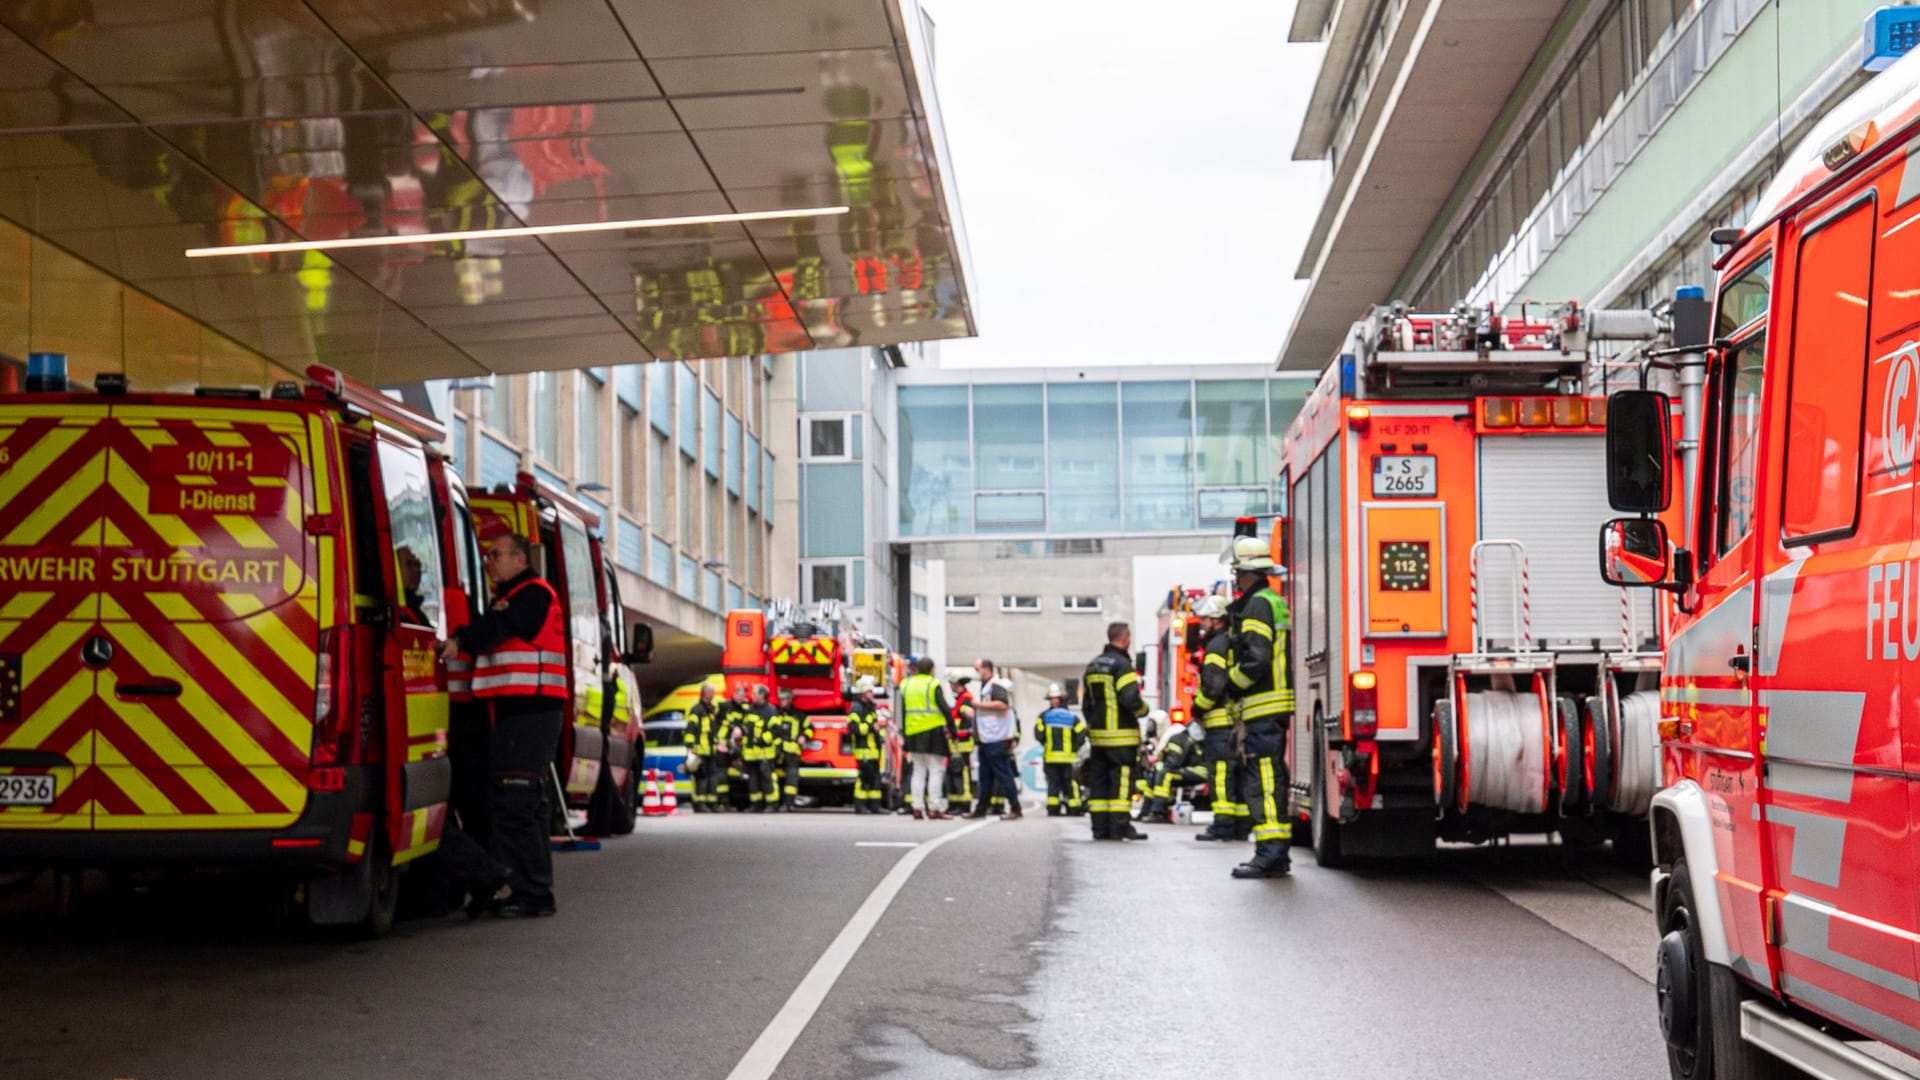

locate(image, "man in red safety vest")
(441, 531), (568, 917)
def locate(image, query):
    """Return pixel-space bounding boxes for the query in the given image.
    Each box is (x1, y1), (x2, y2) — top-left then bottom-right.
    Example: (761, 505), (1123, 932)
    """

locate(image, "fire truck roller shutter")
(1477, 435), (1655, 650)
(1461, 690), (1550, 815)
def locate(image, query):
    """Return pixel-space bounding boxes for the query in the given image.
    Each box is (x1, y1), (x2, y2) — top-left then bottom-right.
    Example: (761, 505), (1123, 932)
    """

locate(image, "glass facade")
(897, 376), (1311, 539)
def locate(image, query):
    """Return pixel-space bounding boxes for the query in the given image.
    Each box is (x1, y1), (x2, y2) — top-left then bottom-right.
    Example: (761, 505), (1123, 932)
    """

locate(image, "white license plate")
(1372, 454), (1437, 498)
(0, 774), (56, 806)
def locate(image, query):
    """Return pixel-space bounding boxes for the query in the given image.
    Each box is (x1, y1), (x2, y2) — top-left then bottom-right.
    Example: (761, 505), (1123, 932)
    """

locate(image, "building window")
(1062, 595), (1103, 613)
(532, 370), (561, 467)
(1000, 595), (1041, 613)
(807, 415), (852, 460)
(487, 374), (518, 436)
(911, 636), (929, 655)
(807, 561), (851, 603)
(911, 593), (929, 613)
(621, 401), (642, 511)
(577, 373), (603, 483)
(946, 594), (979, 613)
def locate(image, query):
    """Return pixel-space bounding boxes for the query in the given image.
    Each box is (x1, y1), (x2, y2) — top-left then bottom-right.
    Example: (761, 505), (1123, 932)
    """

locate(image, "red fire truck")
(1602, 45), (1920, 1079)
(719, 601), (891, 807)
(1279, 301), (1689, 866)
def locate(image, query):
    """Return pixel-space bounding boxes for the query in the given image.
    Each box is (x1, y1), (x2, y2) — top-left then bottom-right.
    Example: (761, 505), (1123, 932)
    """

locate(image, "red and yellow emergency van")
(468, 472), (647, 833)
(1603, 45), (1920, 1078)
(1279, 301), (1692, 866)
(0, 362), (474, 935)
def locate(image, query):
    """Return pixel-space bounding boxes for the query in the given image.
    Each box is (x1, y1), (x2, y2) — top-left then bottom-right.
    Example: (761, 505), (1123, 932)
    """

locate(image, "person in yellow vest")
(847, 677), (885, 814)
(898, 657), (954, 820)
(1038, 684), (1086, 816)
(1225, 537), (1296, 880)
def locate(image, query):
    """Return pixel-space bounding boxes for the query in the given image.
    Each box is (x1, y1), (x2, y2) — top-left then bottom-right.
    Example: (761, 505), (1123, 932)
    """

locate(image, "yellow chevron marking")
(175, 623), (312, 752)
(1, 655), (91, 756)
(2, 443), (103, 547)
(97, 683), (253, 815)
(101, 519), (132, 546)
(239, 593), (318, 683)
(103, 455), (200, 548)
(92, 732), (180, 815)
(107, 619), (307, 769)
(1, 590), (49, 620)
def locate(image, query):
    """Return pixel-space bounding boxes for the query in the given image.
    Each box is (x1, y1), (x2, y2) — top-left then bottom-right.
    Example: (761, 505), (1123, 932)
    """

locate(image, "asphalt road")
(0, 807), (1671, 1080)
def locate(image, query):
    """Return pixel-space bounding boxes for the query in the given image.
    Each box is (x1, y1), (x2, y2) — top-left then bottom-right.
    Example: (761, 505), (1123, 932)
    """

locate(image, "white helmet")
(946, 668), (976, 686)
(853, 675), (878, 694)
(1046, 682), (1067, 699)
(1226, 535), (1273, 572)
(1192, 594), (1230, 620)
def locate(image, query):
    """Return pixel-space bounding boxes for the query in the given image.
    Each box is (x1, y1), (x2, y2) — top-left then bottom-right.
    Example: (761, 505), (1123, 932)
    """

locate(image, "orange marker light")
(1347, 405), (1372, 426)
(1552, 397), (1588, 427)
(1587, 396), (1608, 427)
(1518, 398), (1553, 427)
(1350, 671), (1377, 691)
(1483, 398), (1517, 427)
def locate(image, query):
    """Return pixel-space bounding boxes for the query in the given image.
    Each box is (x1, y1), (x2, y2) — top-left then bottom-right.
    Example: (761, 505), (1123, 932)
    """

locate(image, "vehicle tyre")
(1658, 862), (1803, 1080)
(1586, 696), (1615, 813)
(1311, 718), (1346, 868)
(1556, 695), (1585, 815)
(1433, 700), (1458, 814)
(358, 830), (401, 940)
(607, 751), (640, 836)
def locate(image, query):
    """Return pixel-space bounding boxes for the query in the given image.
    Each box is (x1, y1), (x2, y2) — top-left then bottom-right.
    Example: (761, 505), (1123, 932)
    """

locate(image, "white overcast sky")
(920, 1), (1329, 368)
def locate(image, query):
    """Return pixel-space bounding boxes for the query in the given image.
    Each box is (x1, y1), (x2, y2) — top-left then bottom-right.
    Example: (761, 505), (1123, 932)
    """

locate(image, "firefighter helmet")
(1226, 535), (1273, 572)
(1046, 682), (1067, 700)
(853, 675), (879, 695)
(947, 668), (975, 686)
(1192, 594), (1230, 620)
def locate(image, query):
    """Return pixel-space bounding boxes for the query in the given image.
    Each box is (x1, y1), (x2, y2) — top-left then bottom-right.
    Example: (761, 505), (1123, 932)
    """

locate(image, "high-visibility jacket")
(1082, 644), (1147, 748)
(446, 650), (475, 702)
(683, 700), (718, 757)
(949, 688), (977, 753)
(847, 702), (882, 761)
(1194, 628), (1234, 728)
(1228, 588), (1293, 721)
(472, 577), (568, 699)
(1039, 706), (1086, 763)
(736, 707), (776, 761)
(769, 709), (811, 755)
(899, 673), (950, 755)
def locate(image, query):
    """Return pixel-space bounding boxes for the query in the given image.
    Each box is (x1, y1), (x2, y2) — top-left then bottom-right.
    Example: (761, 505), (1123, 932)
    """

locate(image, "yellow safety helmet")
(1227, 535), (1273, 572)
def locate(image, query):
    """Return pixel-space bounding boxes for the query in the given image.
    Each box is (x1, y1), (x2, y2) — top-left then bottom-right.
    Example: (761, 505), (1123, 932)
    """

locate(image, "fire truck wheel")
(1555, 696), (1585, 814)
(606, 751), (640, 836)
(361, 831), (400, 939)
(1659, 862), (1803, 1080)
(1310, 720), (1346, 868)
(1432, 700), (1457, 814)
(1585, 697), (1615, 815)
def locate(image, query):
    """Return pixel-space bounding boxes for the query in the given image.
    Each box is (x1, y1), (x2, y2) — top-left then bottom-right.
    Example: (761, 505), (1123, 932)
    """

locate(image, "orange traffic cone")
(642, 770), (665, 817)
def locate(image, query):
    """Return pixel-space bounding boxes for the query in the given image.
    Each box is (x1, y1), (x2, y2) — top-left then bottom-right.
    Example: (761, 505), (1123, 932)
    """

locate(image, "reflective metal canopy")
(0, 0), (975, 380)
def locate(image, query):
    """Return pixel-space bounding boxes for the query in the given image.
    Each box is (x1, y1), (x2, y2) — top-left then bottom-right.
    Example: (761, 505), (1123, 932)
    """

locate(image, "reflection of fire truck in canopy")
(720, 601), (895, 807)
(1278, 301), (1689, 866)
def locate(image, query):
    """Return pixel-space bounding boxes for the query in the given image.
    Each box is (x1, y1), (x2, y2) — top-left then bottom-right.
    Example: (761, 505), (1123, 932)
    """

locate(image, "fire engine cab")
(1604, 44), (1920, 1080)
(1282, 299), (1690, 866)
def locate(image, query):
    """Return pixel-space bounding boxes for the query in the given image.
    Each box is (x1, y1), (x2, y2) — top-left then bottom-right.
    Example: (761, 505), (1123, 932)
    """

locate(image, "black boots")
(1231, 845), (1292, 879)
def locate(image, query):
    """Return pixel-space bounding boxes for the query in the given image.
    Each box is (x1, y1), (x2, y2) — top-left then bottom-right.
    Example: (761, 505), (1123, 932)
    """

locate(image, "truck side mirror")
(1599, 518), (1670, 587)
(623, 622), (654, 665)
(1134, 650), (1148, 674)
(1605, 389), (1672, 513)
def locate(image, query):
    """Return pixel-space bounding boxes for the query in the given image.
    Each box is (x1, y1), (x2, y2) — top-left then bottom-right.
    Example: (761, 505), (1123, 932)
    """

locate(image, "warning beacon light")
(1863, 6), (1920, 71)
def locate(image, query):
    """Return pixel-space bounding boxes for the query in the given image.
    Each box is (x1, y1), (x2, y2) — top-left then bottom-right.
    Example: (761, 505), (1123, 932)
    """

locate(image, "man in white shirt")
(966, 659), (1023, 820)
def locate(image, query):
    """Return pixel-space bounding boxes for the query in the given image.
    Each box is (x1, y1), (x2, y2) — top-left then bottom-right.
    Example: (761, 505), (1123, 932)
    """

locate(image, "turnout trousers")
(693, 757), (721, 810)
(1086, 746), (1137, 839)
(1240, 716), (1293, 866)
(1044, 762), (1083, 816)
(487, 701), (565, 909)
(853, 758), (884, 811)
(1201, 728), (1247, 839)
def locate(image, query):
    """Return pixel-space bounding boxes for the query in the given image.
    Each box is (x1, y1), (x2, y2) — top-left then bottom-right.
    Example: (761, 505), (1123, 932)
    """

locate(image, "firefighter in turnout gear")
(440, 532), (566, 917)
(683, 682), (722, 812)
(771, 687), (809, 811)
(1083, 622), (1151, 841)
(1224, 536), (1294, 879)
(735, 685), (779, 812)
(1039, 684), (1086, 816)
(1192, 594), (1249, 842)
(946, 671), (978, 812)
(1141, 719), (1208, 824)
(716, 684), (750, 810)
(847, 677), (885, 813)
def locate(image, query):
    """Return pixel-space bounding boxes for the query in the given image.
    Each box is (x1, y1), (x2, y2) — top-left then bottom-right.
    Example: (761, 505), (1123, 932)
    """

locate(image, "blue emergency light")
(25, 351), (66, 393)
(1863, 6), (1920, 72)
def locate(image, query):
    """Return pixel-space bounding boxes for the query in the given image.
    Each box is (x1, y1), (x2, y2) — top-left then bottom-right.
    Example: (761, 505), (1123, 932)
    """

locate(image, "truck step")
(1741, 1000), (1917, 1079)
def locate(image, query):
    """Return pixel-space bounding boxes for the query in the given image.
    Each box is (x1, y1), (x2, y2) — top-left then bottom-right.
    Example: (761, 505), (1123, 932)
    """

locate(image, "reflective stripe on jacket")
(1228, 588), (1293, 719)
(472, 577), (569, 699)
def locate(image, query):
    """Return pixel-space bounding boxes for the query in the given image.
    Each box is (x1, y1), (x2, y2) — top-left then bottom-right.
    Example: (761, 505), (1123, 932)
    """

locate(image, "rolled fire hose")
(1462, 690), (1549, 815)
(1608, 690), (1662, 817)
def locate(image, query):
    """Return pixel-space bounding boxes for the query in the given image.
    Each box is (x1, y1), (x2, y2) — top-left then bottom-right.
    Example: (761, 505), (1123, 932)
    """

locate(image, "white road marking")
(725, 819), (994, 1080)
(854, 841), (919, 848)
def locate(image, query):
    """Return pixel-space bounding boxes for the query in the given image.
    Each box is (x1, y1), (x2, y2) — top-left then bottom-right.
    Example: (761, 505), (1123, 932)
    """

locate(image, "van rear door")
(93, 403), (319, 832)
(0, 401), (111, 831)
